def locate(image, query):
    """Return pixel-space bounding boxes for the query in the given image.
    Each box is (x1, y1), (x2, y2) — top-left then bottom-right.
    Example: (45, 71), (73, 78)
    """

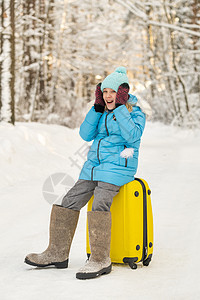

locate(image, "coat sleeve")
(114, 105), (146, 144)
(79, 106), (102, 142)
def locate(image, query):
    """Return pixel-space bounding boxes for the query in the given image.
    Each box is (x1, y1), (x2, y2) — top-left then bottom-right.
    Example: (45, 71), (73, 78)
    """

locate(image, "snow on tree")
(0, 0), (15, 124)
(0, 0), (199, 128)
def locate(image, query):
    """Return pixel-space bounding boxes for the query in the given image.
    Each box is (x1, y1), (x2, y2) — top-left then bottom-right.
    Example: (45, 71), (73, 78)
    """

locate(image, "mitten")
(115, 83), (130, 108)
(94, 83), (105, 113)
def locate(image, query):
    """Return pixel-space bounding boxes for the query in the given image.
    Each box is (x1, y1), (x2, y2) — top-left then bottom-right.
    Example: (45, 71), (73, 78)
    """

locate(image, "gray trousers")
(61, 179), (120, 211)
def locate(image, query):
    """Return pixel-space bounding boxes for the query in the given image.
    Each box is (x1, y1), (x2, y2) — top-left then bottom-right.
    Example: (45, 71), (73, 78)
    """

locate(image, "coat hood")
(128, 93), (152, 119)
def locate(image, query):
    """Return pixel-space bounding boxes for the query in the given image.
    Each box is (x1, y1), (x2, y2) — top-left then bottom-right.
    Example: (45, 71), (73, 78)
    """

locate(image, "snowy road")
(0, 121), (199, 300)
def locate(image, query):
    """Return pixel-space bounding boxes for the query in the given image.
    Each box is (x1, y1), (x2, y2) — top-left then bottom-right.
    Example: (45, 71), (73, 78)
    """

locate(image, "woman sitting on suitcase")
(25, 67), (146, 280)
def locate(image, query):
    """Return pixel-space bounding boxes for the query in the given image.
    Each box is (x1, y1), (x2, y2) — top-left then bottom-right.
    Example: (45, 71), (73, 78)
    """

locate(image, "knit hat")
(101, 66), (129, 92)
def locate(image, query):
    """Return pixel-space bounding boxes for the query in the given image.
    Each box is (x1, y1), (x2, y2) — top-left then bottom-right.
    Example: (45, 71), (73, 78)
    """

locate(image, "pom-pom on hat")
(101, 66), (129, 92)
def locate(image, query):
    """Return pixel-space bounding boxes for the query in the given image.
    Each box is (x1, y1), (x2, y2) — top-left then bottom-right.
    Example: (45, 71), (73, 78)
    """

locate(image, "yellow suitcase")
(86, 178), (153, 269)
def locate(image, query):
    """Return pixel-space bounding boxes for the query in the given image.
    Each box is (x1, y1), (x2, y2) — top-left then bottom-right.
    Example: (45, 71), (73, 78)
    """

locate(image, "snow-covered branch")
(116, 0), (200, 37)
(148, 20), (200, 37)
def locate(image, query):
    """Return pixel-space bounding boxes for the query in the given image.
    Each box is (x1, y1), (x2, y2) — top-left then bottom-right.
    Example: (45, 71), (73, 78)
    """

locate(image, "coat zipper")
(97, 138), (103, 164)
(92, 113), (109, 180)
(105, 113), (109, 136)
(97, 114), (109, 164)
(124, 145), (127, 167)
(91, 166), (95, 181)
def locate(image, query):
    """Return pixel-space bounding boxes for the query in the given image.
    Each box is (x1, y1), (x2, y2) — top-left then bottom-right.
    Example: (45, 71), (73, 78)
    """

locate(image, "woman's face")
(103, 88), (117, 110)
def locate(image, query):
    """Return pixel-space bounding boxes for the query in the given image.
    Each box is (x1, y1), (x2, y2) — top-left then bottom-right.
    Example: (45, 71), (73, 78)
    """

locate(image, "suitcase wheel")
(123, 257), (138, 270)
(143, 254), (152, 266)
(128, 262), (137, 269)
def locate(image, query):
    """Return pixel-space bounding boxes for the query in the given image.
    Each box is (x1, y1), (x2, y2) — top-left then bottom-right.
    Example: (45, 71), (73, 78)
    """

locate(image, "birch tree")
(0, 0), (15, 124)
(2, 0), (199, 128)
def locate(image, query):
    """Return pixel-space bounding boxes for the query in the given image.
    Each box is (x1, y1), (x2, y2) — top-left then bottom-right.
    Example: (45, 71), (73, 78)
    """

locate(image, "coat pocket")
(120, 147), (135, 167)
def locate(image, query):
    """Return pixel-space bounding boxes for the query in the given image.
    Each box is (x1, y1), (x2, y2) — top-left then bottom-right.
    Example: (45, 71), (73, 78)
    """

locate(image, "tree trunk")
(0, 1), (4, 115)
(145, 5), (156, 99)
(38, 0), (46, 105)
(22, 0), (38, 119)
(166, 0), (190, 114)
(192, 0), (200, 102)
(0, 0), (15, 124)
(10, 0), (15, 125)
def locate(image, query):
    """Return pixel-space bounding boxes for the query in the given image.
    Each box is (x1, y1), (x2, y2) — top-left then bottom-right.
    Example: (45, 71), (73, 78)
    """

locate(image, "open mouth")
(106, 100), (113, 104)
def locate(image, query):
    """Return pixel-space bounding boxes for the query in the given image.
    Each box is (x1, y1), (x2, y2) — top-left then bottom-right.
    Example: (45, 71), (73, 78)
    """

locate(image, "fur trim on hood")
(128, 93), (152, 119)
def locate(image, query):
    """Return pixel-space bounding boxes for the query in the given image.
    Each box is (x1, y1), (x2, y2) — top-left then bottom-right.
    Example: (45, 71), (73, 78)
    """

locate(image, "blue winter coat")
(79, 97), (146, 186)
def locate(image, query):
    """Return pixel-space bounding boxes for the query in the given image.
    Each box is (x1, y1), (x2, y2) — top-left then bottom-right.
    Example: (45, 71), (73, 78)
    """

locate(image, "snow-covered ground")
(0, 121), (200, 300)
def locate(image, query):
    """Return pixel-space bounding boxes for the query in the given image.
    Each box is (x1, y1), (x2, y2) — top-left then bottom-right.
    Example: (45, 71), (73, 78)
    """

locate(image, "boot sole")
(24, 257), (68, 269)
(76, 264), (112, 280)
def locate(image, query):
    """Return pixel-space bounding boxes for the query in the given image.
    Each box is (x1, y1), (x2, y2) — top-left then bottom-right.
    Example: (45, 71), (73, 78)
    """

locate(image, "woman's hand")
(94, 83), (105, 113)
(115, 83), (130, 108)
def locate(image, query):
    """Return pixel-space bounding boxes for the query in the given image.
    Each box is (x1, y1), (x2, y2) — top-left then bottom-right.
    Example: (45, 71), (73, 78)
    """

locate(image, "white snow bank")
(0, 122), (83, 188)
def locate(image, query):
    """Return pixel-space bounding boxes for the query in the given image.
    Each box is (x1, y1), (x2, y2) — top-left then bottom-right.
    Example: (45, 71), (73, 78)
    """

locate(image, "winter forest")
(0, 0), (199, 128)
(1, 1), (200, 298)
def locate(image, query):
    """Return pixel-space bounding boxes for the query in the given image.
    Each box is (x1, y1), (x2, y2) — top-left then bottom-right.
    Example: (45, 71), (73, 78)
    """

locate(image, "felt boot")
(25, 204), (79, 268)
(76, 211), (112, 279)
